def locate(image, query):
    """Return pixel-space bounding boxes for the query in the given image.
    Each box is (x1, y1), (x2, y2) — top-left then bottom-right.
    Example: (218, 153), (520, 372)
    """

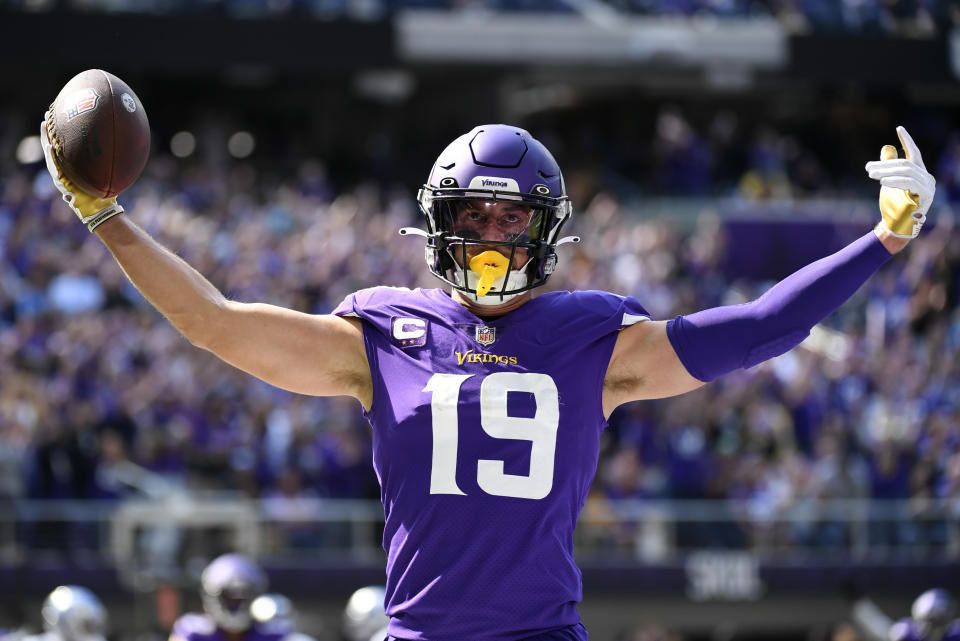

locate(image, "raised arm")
(41, 119), (372, 409)
(95, 216), (372, 407)
(603, 126), (935, 416)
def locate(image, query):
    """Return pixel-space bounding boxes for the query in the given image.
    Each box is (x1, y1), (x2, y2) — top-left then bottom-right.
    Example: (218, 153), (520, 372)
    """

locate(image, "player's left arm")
(604, 320), (704, 414)
(603, 126), (934, 416)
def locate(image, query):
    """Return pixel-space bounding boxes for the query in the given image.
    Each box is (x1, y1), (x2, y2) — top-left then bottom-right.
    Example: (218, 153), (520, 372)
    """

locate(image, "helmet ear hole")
(426, 246), (455, 273)
(438, 250), (455, 272)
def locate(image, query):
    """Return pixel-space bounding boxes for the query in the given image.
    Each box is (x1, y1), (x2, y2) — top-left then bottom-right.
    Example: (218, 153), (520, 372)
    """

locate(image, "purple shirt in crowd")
(333, 287), (650, 641)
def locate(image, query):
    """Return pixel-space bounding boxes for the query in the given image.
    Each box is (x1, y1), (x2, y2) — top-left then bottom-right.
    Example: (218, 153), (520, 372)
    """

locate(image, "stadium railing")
(3, 497), (956, 566)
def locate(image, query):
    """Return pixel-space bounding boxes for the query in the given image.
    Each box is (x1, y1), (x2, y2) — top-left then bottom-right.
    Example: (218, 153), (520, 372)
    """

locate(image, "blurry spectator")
(263, 466), (323, 549)
(652, 108), (712, 196)
(8, 0), (948, 34)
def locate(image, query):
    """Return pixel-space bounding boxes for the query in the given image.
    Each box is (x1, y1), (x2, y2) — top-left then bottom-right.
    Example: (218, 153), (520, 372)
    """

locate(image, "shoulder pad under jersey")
(889, 619), (921, 641)
(943, 620), (960, 641)
(247, 623), (293, 641)
(170, 614), (218, 641)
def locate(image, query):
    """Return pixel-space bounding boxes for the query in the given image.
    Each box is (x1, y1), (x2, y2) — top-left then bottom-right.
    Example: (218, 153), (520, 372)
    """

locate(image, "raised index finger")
(897, 126), (926, 170)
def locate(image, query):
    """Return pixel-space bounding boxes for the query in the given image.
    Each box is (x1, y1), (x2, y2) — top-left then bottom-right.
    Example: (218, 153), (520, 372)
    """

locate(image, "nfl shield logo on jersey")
(475, 325), (496, 347)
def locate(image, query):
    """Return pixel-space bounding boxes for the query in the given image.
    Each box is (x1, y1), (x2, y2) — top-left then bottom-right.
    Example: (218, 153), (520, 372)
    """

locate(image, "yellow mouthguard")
(469, 251), (510, 297)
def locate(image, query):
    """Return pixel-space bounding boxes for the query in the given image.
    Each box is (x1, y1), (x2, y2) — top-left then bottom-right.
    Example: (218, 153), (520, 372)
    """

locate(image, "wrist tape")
(83, 204), (125, 232)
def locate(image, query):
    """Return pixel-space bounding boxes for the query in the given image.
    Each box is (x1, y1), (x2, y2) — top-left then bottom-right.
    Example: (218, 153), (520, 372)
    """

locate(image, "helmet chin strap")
(452, 252), (533, 305)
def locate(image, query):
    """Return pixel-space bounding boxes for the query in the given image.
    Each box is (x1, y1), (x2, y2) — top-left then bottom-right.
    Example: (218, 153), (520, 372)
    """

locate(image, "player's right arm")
(94, 216), (373, 408)
(41, 120), (372, 408)
(40, 116), (371, 407)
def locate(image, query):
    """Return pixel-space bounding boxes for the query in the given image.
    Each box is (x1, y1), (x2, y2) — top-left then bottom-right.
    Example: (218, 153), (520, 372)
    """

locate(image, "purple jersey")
(890, 619), (960, 641)
(334, 287), (650, 641)
(170, 614), (290, 641)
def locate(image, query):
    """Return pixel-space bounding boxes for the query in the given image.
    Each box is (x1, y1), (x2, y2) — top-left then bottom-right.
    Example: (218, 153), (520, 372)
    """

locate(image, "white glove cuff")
(880, 214), (926, 239)
(83, 205), (125, 232)
(40, 113), (76, 207)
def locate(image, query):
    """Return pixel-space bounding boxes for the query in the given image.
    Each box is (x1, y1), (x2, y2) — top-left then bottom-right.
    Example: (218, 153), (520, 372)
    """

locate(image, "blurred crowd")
(577, 196), (960, 557)
(6, 0), (958, 35)
(2, 111), (960, 562)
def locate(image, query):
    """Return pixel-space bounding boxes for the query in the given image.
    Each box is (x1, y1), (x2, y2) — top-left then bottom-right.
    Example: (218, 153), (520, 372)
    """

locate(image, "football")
(45, 69), (150, 198)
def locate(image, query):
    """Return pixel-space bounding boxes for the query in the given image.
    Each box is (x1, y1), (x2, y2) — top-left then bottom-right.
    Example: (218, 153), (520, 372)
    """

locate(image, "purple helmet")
(405, 124), (577, 303)
(200, 554), (268, 633)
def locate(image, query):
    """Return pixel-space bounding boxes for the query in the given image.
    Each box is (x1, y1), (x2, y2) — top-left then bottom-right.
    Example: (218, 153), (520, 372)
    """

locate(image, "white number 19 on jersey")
(423, 372), (560, 500)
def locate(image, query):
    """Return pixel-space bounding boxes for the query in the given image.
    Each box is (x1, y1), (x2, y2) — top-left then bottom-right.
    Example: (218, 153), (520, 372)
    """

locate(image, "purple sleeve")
(666, 231), (892, 382)
(170, 614), (216, 641)
(332, 289), (366, 317)
(332, 287), (403, 323)
(944, 620), (960, 641)
(889, 619), (921, 641)
(251, 623), (294, 641)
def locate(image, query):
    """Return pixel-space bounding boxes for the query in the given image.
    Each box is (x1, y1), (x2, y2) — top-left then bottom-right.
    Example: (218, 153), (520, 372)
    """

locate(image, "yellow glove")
(865, 126), (935, 239)
(41, 111), (125, 232)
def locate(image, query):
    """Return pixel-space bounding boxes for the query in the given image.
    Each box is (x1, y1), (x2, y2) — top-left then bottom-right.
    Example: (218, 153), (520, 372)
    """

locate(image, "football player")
(890, 589), (960, 641)
(22, 586), (107, 641)
(249, 593), (317, 641)
(341, 586), (388, 641)
(43, 120), (935, 641)
(169, 554), (286, 641)
(0, 602), (27, 641)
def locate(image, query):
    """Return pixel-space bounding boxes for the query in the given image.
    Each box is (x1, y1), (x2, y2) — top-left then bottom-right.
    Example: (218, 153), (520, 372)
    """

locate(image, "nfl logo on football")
(64, 88), (100, 120)
(475, 325), (496, 347)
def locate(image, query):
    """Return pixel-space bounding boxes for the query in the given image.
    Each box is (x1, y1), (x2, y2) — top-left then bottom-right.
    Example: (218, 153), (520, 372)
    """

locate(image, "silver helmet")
(250, 593), (293, 626)
(41, 586), (107, 641)
(342, 586), (388, 641)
